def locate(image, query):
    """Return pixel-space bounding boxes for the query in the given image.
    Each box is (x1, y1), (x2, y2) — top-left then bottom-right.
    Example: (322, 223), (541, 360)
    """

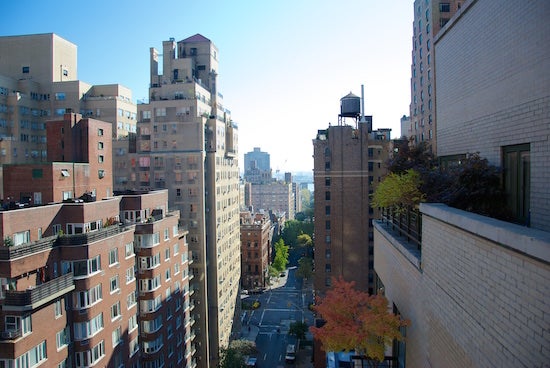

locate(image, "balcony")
(56, 225), (132, 246)
(3, 272), (75, 311)
(0, 236), (56, 261)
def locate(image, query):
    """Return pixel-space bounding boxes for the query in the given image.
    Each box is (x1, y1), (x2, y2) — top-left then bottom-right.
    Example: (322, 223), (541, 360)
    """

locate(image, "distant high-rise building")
(0, 33), (136, 168)
(400, 114), (411, 139)
(409, 1), (463, 151)
(113, 34), (240, 368)
(244, 147), (272, 184)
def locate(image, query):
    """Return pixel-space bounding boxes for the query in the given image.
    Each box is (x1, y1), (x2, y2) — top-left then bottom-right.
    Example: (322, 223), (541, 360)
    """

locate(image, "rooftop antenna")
(360, 84), (367, 123)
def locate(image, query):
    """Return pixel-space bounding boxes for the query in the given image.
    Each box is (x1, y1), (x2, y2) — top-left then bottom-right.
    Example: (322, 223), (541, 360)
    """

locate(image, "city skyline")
(1, 0), (413, 173)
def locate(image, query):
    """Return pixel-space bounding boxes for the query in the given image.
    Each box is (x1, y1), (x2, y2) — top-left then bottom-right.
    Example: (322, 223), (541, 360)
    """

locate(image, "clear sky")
(1, 0), (413, 173)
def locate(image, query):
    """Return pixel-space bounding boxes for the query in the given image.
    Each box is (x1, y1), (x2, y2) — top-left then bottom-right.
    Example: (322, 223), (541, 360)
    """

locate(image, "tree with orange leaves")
(310, 276), (409, 365)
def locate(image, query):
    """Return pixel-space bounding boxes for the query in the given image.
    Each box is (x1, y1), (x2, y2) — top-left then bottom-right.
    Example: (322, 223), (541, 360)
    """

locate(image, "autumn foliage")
(310, 276), (409, 362)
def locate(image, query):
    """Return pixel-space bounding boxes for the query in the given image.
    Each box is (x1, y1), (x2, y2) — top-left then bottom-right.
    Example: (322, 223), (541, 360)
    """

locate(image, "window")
(165, 248), (170, 260)
(325, 220), (331, 230)
(32, 168), (43, 178)
(139, 253), (161, 270)
(109, 248), (119, 266)
(126, 266), (135, 284)
(73, 313), (103, 340)
(325, 249), (331, 259)
(56, 326), (70, 350)
(142, 315), (163, 333)
(110, 275), (120, 293)
(325, 191), (331, 200)
(64, 255), (101, 278)
(22, 66), (30, 73)
(98, 128), (104, 136)
(98, 169), (105, 178)
(165, 268), (171, 281)
(127, 291), (137, 309)
(164, 228), (169, 240)
(13, 341), (47, 368)
(503, 144), (530, 225)
(125, 242), (134, 258)
(98, 141), (104, 150)
(98, 155), (104, 163)
(139, 275), (161, 292)
(73, 284), (102, 309)
(155, 108), (166, 117)
(111, 301), (121, 320)
(13, 230), (30, 246)
(54, 299), (63, 318)
(128, 314), (138, 333)
(144, 335), (164, 354)
(325, 206), (331, 215)
(112, 326), (122, 347)
(439, 2), (450, 12)
(129, 336), (140, 357)
(5, 315), (32, 335)
(75, 340), (105, 368)
(325, 177), (331, 186)
(55, 92), (66, 100)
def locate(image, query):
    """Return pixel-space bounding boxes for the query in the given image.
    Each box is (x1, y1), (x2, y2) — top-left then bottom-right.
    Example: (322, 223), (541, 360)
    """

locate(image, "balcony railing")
(0, 235), (57, 260)
(56, 224), (132, 246)
(380, 206), (422, 251)
(4, 272), (75, 311)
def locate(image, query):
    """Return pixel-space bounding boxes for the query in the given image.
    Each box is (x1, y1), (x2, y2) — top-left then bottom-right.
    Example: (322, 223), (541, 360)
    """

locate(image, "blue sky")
(1, 0), (413, 173)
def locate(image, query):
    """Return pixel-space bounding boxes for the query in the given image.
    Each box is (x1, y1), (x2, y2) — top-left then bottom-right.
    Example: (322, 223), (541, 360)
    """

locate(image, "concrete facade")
(0, 33), (136, 167)
(250, 182), (295, 220)
(113, 34), (240, 368)
(374, 203), (550, 368)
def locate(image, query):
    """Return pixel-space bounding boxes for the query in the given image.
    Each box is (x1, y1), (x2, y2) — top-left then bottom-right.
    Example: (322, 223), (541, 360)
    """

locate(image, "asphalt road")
(243, 248), (314, 368)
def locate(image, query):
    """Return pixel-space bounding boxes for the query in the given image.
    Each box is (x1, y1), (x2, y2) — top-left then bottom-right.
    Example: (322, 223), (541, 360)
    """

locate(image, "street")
(242, 249), (314, 368)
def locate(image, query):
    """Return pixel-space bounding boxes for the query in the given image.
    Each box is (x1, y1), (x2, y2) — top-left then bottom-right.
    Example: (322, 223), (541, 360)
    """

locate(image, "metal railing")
(380, 206), (422, 251)
(56, 225), (132, 246)
(0, 236), (57, 260)
(4, 272), (74, 308)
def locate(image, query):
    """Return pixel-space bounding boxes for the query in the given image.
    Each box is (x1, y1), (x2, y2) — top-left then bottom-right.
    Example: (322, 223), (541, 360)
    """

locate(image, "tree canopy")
(296, 256), (313, 280)
(272, 238), (289, 272)
(289, 321), (309, 341)
(310, 276), (409, 362)
(281, 220), (314, 246)
(218, 339), (257, 368)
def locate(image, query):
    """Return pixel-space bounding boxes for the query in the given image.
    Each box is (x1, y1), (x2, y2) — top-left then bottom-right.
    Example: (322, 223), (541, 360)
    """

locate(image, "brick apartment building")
(0, 33), (136, 170)
(0, 113), (195, 368)
(374, 1), (550, 367)
(240, 211), (273, 291)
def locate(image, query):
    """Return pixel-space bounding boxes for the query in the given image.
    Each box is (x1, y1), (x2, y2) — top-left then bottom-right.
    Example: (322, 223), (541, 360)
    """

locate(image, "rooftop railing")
(380, 206), (422, 251)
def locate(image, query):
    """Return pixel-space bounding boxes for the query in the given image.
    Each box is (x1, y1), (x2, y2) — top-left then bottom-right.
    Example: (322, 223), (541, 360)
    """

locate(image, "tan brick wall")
(374, 203), (550, 368)
(435, 0), (550, 230)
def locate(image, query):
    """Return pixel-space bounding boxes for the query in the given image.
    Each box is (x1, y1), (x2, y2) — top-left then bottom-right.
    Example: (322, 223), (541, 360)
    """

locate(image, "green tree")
(371, 169), (425, 210)
(281, 220), (314, 246)
(289, 321), (309, 341)
(218, 340), (258, 368)
(296, 257), (313, 280)
(296, 234), (312, 247)
(272, 238), (289, 272)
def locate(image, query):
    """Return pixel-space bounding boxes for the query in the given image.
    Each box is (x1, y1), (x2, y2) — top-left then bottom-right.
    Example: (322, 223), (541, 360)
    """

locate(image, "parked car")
(285, 344), (296, 363)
